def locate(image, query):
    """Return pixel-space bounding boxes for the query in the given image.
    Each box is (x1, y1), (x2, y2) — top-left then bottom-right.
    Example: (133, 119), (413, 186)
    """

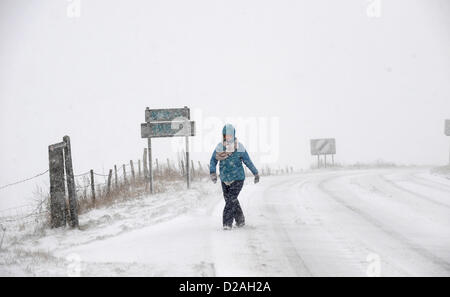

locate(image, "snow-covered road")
(210, 168), (450, 277)
(1, 168), (449, 276)
(227, 169), (450, 276)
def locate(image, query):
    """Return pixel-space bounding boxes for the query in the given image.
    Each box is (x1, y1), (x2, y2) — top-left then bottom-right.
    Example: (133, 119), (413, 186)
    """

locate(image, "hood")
(222, 124), (236, 142)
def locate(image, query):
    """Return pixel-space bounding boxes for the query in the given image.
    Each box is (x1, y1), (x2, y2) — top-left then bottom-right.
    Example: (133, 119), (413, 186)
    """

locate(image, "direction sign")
(310, 138), (336, 155)
(445, 119), (450, 136)
(145, 107), (190, 122)
(141, 121), (195, 138)
(142, 106), (196, 193)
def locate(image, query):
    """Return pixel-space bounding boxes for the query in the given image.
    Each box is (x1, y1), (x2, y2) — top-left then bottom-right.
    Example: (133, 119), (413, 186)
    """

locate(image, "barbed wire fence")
(0, 169), (51, 242)
(0, 169), (49, 191)
(0, 161), (129, 246)
(0, 161), (137, 243)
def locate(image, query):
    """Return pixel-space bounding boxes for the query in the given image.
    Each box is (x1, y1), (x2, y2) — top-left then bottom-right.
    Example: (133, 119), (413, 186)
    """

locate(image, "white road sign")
(310, 138), (336, 155)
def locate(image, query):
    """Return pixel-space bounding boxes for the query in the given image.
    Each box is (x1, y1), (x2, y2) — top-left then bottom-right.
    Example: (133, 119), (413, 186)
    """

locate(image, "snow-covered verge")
(431, 165), (450, 179)
(0, 179), (224, 276)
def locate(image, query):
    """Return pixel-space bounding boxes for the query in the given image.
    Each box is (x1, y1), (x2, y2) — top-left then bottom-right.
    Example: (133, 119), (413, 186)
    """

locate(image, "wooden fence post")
(166, 158), (170, 175)
(90, 169), (96, 206)
(185, 138), (190, 189)
(138, 159), (141, 178)
(130, 160), (135, 184)
(48, 143), (67, 228)
(114, 165), (118, 189)
(63, 135), (78, 228)
(155, 158), (159, 177)
(107, 169), (113, 195)
(123, 164), (127, 185)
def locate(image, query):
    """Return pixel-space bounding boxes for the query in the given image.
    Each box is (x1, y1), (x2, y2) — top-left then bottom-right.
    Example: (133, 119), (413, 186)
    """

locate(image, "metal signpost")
(445, 119), (450, 165)
(310, 138), (336, 168)
(141, 106), (196, 193)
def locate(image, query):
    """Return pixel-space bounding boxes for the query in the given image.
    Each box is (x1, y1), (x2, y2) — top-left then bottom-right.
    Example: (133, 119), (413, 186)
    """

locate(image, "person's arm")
(210, 149), (218, 174)
(209, 149), (218, 183)
(241, 150), (258, 176)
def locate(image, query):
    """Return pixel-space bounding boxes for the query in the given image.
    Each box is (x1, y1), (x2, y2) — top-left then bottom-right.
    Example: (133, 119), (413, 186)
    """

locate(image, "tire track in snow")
(259, 176), (313, 276)
(411, 173), (450, 192)
(291, 173), (410, 276)
(218, 175), (312, 276)
(379, 175), (450, 210)
(317, 174), (450, 274)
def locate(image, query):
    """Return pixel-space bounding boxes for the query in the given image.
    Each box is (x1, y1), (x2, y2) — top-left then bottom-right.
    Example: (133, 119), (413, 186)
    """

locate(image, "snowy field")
(0, 167), (449, 276)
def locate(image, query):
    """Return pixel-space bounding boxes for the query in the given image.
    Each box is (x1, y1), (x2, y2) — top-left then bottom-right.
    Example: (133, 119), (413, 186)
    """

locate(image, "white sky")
(1, 0), (449, 209)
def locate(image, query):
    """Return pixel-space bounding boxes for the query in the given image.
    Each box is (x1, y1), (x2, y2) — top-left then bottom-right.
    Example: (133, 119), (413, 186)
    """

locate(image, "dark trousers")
(221, 180), (245, 227)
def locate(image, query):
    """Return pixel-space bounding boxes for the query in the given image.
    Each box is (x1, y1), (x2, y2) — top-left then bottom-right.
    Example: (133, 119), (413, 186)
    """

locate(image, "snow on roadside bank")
(431, 165), (450, 180)
(0, 179), (224, 276)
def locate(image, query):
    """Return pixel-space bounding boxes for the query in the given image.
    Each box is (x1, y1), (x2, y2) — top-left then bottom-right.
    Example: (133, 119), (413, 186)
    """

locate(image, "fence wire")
(0, 169), (49, 191)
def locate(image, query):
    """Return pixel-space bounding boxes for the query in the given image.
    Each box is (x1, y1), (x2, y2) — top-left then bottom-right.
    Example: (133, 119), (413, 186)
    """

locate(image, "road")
(211, 168), (450, 276)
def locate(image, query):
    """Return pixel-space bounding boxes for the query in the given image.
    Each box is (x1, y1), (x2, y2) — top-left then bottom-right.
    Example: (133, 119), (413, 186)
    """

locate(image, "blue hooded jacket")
(209, 124), (258, 182)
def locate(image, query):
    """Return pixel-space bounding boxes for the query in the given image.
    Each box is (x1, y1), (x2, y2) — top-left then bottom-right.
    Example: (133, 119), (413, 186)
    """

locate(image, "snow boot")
(236, 222), (245, 228)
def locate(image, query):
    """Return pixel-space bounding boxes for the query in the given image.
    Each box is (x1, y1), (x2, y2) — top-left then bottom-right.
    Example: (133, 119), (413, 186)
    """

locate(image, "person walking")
(209, 124), (260, 230)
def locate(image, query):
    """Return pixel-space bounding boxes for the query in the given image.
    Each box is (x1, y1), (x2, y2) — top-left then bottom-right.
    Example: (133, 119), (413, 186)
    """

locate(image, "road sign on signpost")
(141, 121), (195, 138)
(445, 119), (450, 136)
(145, 108), (190, 123)
(310, 138), (336, 155)
(310, 138), (336, 168)
(445, 119), (450, 165)
(141, 107), (196, 193)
